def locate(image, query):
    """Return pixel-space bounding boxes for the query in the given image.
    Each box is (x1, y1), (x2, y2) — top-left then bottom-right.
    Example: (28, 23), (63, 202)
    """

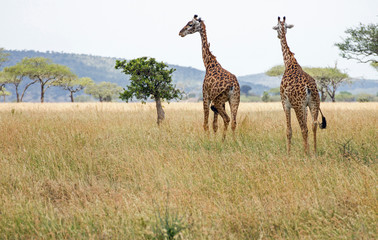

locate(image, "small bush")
(151, 207), (187, 240)
(261, 91), (270, 102)
(356, 93), (374, 102)
(335, 91), (355, 102)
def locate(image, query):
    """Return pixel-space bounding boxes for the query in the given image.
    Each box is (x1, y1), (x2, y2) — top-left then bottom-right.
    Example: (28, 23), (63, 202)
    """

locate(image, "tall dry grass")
(0, 102), (376, 239)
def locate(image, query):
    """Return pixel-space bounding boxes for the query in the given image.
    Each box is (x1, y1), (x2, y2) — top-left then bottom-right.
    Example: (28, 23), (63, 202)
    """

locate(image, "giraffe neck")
(199, 22), (220, 69)
(280, 33), (298, 69)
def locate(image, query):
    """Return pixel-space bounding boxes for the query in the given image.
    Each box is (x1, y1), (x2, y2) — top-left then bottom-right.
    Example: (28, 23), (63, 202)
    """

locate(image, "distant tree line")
(0, 49), (123, 102)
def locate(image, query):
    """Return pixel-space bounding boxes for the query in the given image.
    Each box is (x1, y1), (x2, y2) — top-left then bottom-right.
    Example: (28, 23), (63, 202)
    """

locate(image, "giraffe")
(179, 15), (240, 140)
(272, 16), (326, 155)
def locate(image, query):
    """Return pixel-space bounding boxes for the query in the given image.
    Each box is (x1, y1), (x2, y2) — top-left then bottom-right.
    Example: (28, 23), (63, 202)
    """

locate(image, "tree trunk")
(155, 97), (165, 125)
(15, 86), (20, 103)
(41, 84), (45, 103)
(70, 92), (74, 102)
(331, 93), (336, 102)
(327, 88), (336, 102)
(320, 88), (327, 102)
(3, 95), (5, 102)
(20, 80), (37, 102)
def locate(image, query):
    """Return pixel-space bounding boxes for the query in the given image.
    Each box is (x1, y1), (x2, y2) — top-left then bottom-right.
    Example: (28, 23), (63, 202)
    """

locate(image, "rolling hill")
(1, 50), (377, 102)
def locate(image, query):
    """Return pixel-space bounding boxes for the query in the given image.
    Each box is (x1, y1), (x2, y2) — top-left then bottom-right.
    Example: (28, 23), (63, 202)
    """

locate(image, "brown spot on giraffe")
(273, 16), (326, 155)
(179, 15), (240, 140)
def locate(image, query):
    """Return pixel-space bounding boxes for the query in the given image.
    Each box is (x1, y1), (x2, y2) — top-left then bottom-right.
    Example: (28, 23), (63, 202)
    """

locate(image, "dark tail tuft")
(320, 115), (327, 129)
(319, 109), (327, 129)
(211, 105), (218, 113)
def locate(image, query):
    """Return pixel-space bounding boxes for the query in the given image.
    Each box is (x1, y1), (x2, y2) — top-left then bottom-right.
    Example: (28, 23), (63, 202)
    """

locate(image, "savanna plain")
(0, 102), (377, 239)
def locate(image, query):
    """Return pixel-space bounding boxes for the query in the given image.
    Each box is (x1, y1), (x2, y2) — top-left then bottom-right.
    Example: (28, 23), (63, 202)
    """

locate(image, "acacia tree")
(305, 67), (349, 102)
(84, 81), (123, 102)
(335, 23), (378, 64)
(0, 48), (10, 93)
(23, 57), (75, 103)
(371, 62), (378, 72)
(266, 65), (349, 102)
(240, 85), (252, 96)
(55, 76), (94, 102)
(265, 65), (285, 77)
(1, 60), (38, 102)
(0, 48), (10, 68)
(115, 57), (183, 125)
(0, 87), (11, 102)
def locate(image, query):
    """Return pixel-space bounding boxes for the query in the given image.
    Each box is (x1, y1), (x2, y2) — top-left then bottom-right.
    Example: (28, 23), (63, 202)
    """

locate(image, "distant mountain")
(338, 79), (378, 95)
(238, 73), (281, 88)
(1, 50), (377, 102)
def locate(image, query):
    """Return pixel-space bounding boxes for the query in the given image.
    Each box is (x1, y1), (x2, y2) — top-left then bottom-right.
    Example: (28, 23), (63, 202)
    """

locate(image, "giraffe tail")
(319, 108), (327, 129)
(210, 105), (218, 113)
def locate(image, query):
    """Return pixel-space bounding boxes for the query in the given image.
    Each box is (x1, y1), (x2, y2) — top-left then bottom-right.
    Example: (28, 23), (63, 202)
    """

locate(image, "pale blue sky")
(1, 0), (377, 79)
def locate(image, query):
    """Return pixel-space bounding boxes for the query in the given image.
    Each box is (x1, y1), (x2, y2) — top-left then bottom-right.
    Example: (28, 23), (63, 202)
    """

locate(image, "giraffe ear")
(273, 26), (279, 30)
(286, 24), (294, 29)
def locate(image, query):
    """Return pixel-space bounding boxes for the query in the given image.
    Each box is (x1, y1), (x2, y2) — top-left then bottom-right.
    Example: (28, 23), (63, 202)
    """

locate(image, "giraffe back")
(281, 64), (320, 108)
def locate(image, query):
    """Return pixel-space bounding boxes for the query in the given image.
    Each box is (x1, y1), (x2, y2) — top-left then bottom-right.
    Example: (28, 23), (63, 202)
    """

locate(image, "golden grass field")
(0, 102), (377, 239)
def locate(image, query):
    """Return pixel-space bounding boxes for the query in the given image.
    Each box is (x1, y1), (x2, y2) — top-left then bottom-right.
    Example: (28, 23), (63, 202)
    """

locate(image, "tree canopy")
(55, 76), (94, 102)
(335, 23), (378, 64)
(115, 57), (182, 103)
(115, 57), (183, 125)
(240, 85), (252, 96)
(305, 67), (349, 102)
(84, 81), (122, 102)
(21, 57), (75, 102)
(0, 48), (10, 68)
(1, 60), (37, 102)
(265, 65), (350, 102)
(265, 65), (285, 77)
(0, 87), (11, 102)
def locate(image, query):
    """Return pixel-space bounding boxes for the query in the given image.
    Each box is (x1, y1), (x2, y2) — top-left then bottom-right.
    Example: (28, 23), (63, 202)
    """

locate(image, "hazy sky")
(1, 0), (377, 79)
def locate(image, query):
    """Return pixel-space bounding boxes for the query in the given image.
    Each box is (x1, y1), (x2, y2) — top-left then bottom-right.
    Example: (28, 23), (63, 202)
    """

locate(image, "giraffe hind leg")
(211, 105), (219, 133)
(229, 91), (240, 134)
(213, 101), (230, 141)
(294, 106), (309, 155)
(309, 102), (320, 155)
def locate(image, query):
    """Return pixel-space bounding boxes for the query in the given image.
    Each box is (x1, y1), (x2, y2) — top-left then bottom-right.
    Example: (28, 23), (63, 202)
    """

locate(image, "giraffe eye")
(189, 24), (193, 27)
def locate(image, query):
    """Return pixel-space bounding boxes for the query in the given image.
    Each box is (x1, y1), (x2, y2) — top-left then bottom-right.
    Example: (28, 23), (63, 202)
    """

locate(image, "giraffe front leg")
(284, 107), (292, 154)
(203, 97), (210, 132)
(309, 104), (320, 156)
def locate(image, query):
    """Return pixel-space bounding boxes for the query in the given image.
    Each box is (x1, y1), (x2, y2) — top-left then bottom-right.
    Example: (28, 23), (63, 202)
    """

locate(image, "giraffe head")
(179, 15), (202, 37)
(272, 16), (294, 39)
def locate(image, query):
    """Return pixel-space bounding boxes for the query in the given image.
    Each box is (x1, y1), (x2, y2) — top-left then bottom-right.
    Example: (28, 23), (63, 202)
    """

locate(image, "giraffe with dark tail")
(273, 16), (327, 155)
